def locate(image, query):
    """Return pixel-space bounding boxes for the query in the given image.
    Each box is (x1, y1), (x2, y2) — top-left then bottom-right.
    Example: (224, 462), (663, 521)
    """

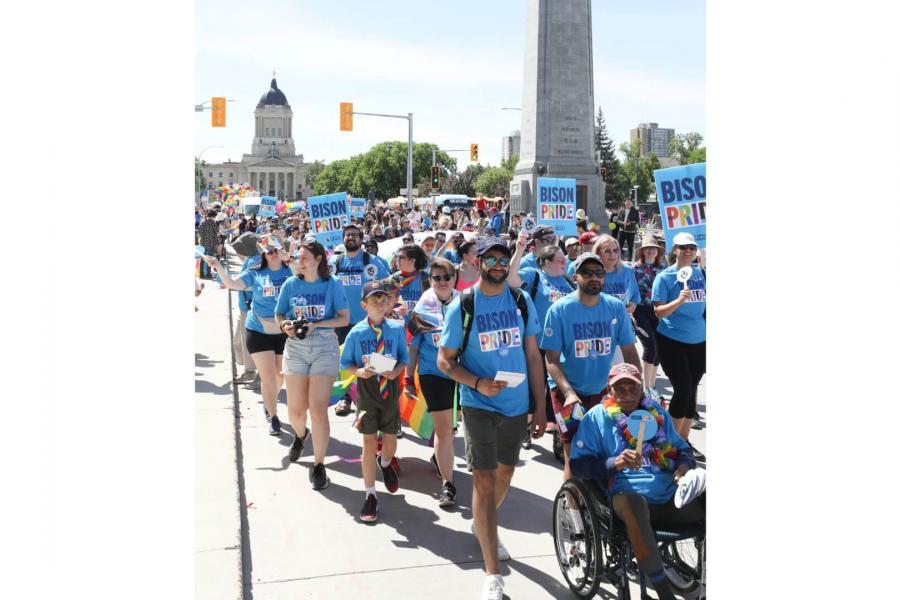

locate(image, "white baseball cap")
(672, 232), (698, 247)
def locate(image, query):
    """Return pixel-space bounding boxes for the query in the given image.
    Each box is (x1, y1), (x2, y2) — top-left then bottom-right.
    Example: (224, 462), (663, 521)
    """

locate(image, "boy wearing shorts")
(340, 281), (409, 523)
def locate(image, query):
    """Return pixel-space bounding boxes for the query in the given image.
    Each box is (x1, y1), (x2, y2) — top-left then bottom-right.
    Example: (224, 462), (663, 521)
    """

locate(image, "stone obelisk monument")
(510, 0), (607, 228)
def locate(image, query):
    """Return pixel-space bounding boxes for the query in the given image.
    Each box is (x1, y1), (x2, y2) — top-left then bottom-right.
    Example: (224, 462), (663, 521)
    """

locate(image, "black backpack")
(458, 285), (530, 354)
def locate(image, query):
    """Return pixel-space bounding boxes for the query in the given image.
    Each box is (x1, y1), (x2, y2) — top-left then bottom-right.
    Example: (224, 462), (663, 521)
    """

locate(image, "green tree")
(194, 158), (207, 193)
(304, 160), (325, 189)
(474, 166), (511, 197)
(500, 153), (518, 173)
(668, 132), (704, 165)
(686, 146), (706, 164)
(618, 140), (656, 203)
(594, 106), (629, 207)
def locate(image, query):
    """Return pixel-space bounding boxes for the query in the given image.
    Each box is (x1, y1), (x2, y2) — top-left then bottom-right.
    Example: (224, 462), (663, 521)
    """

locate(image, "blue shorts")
(281, 329), (340, 377)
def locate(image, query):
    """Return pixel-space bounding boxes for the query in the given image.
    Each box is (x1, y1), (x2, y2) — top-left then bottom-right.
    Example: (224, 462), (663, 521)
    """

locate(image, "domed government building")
(203, 77), (310, 200)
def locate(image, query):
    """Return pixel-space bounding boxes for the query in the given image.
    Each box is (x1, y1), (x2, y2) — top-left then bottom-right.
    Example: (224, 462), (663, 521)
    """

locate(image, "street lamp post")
(351, 110), (415, 209)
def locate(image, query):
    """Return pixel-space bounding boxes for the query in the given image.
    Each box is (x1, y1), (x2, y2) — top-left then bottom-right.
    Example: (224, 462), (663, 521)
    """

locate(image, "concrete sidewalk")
(195, 269), (706, 600)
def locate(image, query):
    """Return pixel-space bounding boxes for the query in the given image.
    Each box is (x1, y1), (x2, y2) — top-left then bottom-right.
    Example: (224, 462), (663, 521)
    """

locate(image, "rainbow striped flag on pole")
(399, 370), (434, 440)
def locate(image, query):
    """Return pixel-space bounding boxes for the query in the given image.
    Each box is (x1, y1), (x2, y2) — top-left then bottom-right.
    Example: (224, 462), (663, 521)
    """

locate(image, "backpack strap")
(458, 287), (476, 354)
(363, 252), (370, 266)
(421, 270), (431, 291)
(509, 285), (530, 326)
(530, 270), (540, 300)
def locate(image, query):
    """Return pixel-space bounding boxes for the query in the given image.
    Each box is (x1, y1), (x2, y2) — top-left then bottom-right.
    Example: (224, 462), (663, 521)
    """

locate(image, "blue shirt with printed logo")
(569, 402), (690, 504)
(409, 296), (456, 379)
(603, 265), (640, 306)
(329, 252), (390, 323)
(274, 276), (348, 328)
(540, 293), (636, 394)
(239, 265), (294, 333)
(519, 252), (538, 271)
(439, 286), (541, 416)
(519, 268), (575, 329)
(340, 318), (410, 370)
(651, 265), (706, 344)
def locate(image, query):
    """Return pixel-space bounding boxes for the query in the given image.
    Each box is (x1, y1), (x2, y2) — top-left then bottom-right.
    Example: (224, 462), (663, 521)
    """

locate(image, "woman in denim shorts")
(275, 240), (350, 490)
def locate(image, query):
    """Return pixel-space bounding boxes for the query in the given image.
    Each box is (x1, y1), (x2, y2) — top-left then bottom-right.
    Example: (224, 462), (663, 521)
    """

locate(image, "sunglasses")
(344, 232), (361, 239)
(578, 269), (605, 279)
(482, 256), (511, 268)
(536, 236), (557, 244)
(677, 245), (698, 251)
(264, 249), (279, 255)
(430, 273), (454, 282)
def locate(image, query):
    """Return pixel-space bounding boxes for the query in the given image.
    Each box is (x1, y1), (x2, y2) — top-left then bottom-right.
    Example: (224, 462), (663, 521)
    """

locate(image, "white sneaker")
(471, 522), (511, 561)
(480, 574), (504, 600)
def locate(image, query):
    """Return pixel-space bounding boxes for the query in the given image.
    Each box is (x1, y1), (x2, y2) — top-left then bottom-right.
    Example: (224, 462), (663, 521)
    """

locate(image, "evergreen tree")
(594, 106), (629, 207)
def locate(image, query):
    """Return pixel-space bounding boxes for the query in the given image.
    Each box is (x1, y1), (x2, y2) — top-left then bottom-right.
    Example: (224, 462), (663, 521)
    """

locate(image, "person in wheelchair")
(569, 363), (705, 600)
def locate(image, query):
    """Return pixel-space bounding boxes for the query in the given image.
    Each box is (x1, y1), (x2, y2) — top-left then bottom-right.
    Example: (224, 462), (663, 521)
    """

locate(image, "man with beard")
(540, 253), (640, 481)
(329, 224), (390, 416)
(437, 237), (545, 600)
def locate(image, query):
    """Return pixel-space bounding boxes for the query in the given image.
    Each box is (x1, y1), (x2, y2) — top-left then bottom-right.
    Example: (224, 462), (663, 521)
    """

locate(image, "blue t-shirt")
(540, 294), (636, 394)
(651, 265), (706, 344)
(570, 402), (689, 504)
(443, 249), (461, 265)
(329, 252), (390, 323)
(239, 265), (294, 333)
(603, 265), (640, 306)
(519, 252), (538, 271)
(274, 275), (348, 328)
(519, 268), (575, 328)
(439, 286), (541, 416)
(566, 260), (577, 278)
(339, 318), (410, 370)
(237, 256), (260, 312)
(255, 225), (268, 234)
(409, 293), (457, 379)
(392, 271), (428, 322)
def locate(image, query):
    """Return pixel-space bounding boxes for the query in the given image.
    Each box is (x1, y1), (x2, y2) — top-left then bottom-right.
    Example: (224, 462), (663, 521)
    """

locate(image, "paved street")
(195, 257), (706, 600)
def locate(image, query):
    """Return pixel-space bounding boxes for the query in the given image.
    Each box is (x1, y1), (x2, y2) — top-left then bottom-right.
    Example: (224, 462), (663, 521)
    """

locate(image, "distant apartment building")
(630, 122), (675, 158)
(501, 130), (521, 162)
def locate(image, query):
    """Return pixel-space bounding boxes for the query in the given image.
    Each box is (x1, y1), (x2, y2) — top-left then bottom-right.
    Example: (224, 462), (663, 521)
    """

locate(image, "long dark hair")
(298, 240), (332, 280)
(399, 244), (428, 271)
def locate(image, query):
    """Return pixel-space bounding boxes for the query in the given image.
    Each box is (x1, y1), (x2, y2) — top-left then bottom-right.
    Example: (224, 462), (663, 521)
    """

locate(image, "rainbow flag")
(329, 344), (357, 406)
(399, 370), (434, 440)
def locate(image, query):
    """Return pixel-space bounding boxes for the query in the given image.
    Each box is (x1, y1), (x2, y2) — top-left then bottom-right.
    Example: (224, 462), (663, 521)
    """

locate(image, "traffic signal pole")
(350, 110), (414, 209)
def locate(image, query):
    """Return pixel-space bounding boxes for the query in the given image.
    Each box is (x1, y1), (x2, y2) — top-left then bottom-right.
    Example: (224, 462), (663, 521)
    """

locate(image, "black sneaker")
(268, 415), (282, 436)
(310, 463), (330, 490)
(689, 442), (706, 462)
(289, 428), (308, 462)
(521, 424), (532, 450)
(438, 481), (456, 507)
(396, 427), (405, 439)
(360, 494), (378, 522)
(380, 459), (400, 493)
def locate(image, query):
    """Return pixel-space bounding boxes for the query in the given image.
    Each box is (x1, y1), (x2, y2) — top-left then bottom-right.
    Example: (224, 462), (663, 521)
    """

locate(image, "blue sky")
(195, 0), (704, 169)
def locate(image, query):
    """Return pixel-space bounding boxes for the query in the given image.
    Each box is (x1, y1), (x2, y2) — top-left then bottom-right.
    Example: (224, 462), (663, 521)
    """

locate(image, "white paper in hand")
(368, 353), (397, 374)
(494, 371), (526, 388)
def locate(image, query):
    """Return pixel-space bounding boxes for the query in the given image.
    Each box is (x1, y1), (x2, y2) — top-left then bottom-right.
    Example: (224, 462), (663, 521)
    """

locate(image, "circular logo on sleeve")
(544, 326), (553, 338)
(364, 264), (378, 279)
(611, 318), (617, 325)
(576, 440), (584, 448)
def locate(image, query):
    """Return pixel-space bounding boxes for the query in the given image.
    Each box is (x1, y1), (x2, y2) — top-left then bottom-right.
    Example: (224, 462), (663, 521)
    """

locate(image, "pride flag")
(399, 370), (434, 440)
(329, 344), (357, 406)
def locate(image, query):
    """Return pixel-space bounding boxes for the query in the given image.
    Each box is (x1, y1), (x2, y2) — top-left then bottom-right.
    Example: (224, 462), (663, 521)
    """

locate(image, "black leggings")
(656, 333), (705, 419)
(633, 304), (660, 366)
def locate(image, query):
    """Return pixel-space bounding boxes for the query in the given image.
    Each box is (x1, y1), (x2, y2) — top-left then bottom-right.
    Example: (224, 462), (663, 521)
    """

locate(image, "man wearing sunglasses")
(518, 225), (557, 271)
(437, 237), (546, 600)
(540, 253), (641, 481)
(329, 224), (390, 416)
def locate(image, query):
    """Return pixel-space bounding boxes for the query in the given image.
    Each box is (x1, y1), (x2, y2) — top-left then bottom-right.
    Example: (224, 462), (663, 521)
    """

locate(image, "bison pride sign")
(653, 163), (706, 249)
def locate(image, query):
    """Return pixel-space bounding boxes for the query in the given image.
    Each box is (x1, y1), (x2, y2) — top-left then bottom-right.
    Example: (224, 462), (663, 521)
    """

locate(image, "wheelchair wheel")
(553, 479), (603, 598)
(659, 537), (705, 598)
(552, 429), (565, 462)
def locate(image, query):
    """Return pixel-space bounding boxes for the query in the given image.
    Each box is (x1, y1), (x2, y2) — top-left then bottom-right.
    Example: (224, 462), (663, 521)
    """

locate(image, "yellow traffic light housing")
(470, 143), (479, 161)
(431, 166), (441, 189)
(211, 97), (226, 127)
(340, 102), (353, 131)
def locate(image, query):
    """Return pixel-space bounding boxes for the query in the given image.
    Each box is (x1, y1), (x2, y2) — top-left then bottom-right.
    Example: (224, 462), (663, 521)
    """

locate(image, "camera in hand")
(284, 318), (310, 339)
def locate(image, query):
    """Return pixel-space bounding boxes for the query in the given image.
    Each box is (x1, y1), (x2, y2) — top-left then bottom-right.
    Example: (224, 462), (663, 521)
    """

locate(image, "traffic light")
(211, 97), (226, 127)
(431, 166), (441, 189)
(629, 188), (637, 202)
(601, 167), (608, 182)
(470, 143), (479, 162)
(340, 102), (353, 131)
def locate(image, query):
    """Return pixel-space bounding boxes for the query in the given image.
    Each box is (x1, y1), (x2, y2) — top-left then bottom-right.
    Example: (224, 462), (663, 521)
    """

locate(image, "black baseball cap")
(476, 236), (512, 257)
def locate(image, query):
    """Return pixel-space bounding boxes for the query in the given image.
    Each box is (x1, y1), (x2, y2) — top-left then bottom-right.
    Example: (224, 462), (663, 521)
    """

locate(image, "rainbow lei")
(603, 395), (678, 472)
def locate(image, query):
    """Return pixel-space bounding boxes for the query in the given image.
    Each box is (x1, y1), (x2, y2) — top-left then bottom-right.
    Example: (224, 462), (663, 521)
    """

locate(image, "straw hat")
(637, 235), (662, 250)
